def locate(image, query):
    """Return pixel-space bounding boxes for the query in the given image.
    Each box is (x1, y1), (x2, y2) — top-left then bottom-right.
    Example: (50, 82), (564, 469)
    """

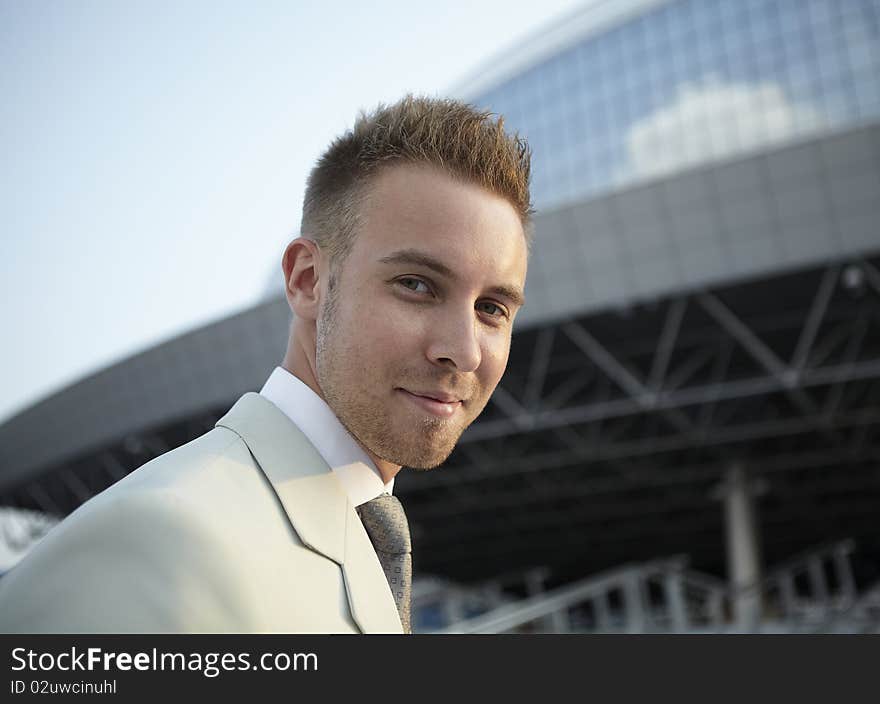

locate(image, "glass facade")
(468, 0), (880, 211)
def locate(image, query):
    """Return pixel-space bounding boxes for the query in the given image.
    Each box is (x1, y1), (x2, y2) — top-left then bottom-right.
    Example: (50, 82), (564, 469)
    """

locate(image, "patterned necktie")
(355, 493), (412, 634)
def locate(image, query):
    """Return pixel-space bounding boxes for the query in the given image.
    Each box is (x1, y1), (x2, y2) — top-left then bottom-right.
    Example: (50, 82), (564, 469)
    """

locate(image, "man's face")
(315, 163), (527, 470)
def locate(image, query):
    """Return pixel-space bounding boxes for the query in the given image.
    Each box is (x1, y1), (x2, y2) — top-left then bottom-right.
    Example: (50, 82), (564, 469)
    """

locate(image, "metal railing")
(424, 539), (877, 634)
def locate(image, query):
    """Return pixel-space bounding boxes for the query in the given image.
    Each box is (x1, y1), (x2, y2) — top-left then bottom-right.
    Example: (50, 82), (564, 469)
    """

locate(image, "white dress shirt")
(259, 366), (393, 507)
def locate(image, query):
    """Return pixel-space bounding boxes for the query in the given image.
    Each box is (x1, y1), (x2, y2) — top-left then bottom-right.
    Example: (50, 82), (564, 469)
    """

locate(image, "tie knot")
(356, 493), (411, 554)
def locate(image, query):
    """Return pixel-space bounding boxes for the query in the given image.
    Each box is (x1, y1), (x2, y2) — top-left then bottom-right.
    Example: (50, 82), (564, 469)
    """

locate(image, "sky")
(0, 0), (590, 425)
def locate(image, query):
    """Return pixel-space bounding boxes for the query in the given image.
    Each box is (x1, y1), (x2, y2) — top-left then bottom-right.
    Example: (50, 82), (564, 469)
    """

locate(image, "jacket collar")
(216, 392), (403, 634)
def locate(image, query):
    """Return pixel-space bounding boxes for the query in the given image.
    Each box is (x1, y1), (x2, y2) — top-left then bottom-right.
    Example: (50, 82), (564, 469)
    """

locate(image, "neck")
(281, 340), (402, 484)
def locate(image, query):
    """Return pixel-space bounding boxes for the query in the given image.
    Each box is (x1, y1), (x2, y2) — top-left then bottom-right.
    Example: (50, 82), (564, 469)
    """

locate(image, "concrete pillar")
(713, 463), (767, 631)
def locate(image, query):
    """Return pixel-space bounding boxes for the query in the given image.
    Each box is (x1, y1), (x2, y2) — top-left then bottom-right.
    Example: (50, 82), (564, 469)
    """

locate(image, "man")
(0, 95), (532, 633)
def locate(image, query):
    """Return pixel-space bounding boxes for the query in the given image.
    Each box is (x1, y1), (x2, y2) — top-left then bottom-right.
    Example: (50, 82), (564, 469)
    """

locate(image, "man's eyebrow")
(488, 284), (526, 309)
(378, 249), (455, 278)
(378, 248), (526, 308)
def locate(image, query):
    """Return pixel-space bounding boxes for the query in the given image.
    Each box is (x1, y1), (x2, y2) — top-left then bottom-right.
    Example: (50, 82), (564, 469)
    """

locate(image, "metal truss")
(457, 268), (874, 447)
(402, 254), (880, 581)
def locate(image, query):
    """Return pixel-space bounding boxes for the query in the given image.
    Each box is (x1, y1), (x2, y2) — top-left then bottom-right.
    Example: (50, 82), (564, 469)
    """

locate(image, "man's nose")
(426, 309), (482, 373)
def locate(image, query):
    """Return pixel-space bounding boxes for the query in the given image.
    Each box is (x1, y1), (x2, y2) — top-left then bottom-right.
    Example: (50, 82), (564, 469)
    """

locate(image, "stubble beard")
(315, 277), (469, 471)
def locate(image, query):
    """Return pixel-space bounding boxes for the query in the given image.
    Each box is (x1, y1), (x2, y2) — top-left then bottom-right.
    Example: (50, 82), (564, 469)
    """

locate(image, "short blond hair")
(301, 94), (533, 264)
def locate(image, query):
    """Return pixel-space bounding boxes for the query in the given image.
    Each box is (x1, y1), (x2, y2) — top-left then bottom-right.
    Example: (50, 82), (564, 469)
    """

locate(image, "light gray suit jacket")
(0, 392), (404, 633)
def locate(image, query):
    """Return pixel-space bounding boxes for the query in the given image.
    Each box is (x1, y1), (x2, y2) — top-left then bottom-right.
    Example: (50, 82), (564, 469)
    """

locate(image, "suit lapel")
(216, 392), (403, 634)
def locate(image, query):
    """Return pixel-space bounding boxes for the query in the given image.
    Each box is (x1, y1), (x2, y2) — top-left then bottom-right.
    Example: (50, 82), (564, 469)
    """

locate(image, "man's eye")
(477, 301), (506, 317)
(398, 277), (430, 294)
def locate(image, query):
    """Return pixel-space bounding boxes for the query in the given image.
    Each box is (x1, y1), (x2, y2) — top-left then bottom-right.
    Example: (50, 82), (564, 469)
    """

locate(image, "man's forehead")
(362, 163), (524, 235)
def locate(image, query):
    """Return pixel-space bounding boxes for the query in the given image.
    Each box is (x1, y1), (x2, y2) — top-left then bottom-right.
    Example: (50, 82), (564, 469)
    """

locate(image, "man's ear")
(282, 237), (323, 321)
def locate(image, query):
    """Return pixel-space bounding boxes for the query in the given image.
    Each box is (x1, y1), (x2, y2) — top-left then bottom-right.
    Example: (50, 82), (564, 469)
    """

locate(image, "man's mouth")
(396, 388), (463, 418)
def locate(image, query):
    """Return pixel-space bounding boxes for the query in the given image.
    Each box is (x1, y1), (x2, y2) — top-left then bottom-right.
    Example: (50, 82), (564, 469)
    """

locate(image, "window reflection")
(470, 0), (880, 210)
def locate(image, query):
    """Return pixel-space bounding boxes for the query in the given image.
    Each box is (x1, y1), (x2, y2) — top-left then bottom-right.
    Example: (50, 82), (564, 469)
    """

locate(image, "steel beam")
(524, 328), (555, 410)
(650, 298), (687, 391)
(696, 292), (791, 384)
(791, 266), (840, 372)
(463, 357), (880, 444)
(562, 321), (648, 400)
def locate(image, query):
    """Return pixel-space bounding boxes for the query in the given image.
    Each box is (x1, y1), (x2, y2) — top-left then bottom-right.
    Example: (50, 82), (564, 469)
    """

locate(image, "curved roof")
(450, 0), (666, 100)
(451, 0), (880, 212)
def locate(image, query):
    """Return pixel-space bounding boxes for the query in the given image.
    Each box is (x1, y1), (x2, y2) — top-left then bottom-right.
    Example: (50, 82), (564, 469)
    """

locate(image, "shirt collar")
(259, 366), (393, 507)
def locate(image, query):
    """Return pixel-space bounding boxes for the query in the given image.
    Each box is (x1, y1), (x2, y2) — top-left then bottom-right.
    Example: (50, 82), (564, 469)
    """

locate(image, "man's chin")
(348, 412), (469, 472)
(404, 457), (448, 472)
(378, 438), (458, 472)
